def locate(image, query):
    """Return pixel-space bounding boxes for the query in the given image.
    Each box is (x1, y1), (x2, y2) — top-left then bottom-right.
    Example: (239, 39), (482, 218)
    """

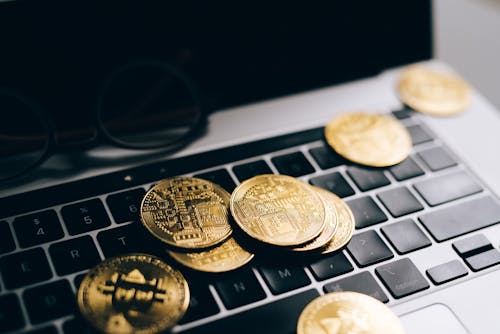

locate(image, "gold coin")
(292, 187), (338, 252)
(319, 191), (355, 254)
(140, 177), (232, 249)
(297, 291), (405, 334)
(325, 112), (411, 167)
(168, 237), (254, 272)
(230, 174), (326, 247)
(77, 254), (189, 334)
(398, 66), (470, 116)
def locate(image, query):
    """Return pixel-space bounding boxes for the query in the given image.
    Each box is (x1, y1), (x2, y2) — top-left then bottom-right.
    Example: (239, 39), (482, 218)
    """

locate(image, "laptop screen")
(0, 1), (431, 144)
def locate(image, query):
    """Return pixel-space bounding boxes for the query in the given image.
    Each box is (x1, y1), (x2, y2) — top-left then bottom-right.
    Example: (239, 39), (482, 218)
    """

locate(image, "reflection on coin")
(231, 174), (326, 247)
(168, 237), (254, 272)
(292, 188), (338, 252)
(297, 291), (405, 334)
(398, 66), (470, 116)
(319, 190), (355, 254)
(77, 254), (189, 334)
(141, 177), (232, 249)
(325, 112), (411, 167)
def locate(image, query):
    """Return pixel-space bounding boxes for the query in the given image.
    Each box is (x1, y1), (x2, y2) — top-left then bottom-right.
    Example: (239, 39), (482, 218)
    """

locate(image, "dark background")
(0, 0), (432, 143)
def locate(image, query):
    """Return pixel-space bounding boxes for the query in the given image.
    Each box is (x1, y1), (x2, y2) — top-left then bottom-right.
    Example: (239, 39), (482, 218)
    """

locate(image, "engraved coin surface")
(230, 174), (326, 246)
(292, 187), (338, 252)
(141, 177), (232, 249)
(325, 112), (411, 167)
(398, 66), (470, 116)
(297, 291), (405, 334)
(168, 237), (254, 272)
(77, 254), (189, 334)
(319, 191), (355, 254)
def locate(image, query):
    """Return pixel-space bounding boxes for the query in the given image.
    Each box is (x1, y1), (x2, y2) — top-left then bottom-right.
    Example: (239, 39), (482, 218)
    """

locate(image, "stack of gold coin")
(325, 112), (412, 167)
(398, 66), (470, 116)
(297, 291), (406, 334)
(230, 174), (355, 253)
(78, 253), (189, 334)
(140, 177), (254, 273)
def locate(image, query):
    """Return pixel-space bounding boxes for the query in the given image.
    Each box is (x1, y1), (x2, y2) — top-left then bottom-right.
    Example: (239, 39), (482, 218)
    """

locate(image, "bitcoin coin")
(297, 291), (405, 334)
(325, 112), (411, 167)
(398, 66), (470, 116)
(78, 254), (189, 334)
(141, 177), (232, 249)
(319, 191), (355, 254)
(168, 237), (254, 272)
(231, 174), (326, 247)
(292, 187), (338, 252)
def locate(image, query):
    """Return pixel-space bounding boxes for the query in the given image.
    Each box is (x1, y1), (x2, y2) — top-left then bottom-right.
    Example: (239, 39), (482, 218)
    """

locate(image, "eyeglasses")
(0, 61), (205, 183)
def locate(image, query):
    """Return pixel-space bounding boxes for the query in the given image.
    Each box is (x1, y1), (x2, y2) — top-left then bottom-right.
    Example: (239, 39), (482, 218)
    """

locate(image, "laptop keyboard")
(2, 110), (500, 334)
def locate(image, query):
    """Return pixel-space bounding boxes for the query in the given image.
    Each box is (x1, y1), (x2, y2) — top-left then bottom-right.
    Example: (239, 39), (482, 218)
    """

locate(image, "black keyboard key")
(392, 107), (414, 119)
(377, 187), (424, 218)
(381, 219), (431, 254)
(0, 221), (15, 254)
(347, 230), (394, 267)
(214, 269), (266, 309)
(49, 236), (101, 276)
(407, 124), (433, 145)
(259, 265), (310, 294)
(419, 196), (500, 242)
(194, 169), (236, 192)
(309, 172), (355, 198)
(346, 166), (390, 191)
(426, 260), (468, 285)
(179, 282), (219, 324)
(324, 271), (388, 303)
(97, 222), (158, 258)
(376, 258), (429, 298)
(0, 248), (52, 289)
(13, 210), (64, 248)
(0, 294), (25, 332)
(61, 199), (111, 235)
(309, 145), (345, 169)
(389, 157), (424, 181)
(63, 318), (98, 334)
(182, 289), (319, 334)
(271, 151), (315, 177)
(74, 273), (87, 290)
(418, 146), (457, 171)
(309, 252), (354, 281)
(23, 280), (76, 324)
(414, 171), (482, 206)
(346, 196), (387, 229)
(453, 234), (493, 258)
(465, 249), (500, 272)
(24, 326), (58, 334)
(233, 160), (273, 182)
(106, 188), (145, 224)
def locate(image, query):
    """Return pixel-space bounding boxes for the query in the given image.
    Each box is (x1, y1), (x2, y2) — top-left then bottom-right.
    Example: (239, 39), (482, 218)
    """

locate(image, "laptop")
(1, 1), (499, 333)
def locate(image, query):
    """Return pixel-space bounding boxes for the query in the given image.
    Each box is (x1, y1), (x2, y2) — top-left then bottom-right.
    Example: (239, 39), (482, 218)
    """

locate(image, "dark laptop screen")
(0, 1), (431, 141)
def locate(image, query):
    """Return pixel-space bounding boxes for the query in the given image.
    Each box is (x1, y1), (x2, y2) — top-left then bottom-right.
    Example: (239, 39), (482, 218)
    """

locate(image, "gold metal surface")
(297, 291), (405, 334)
(398, 66), (470, 116)
(168, 237), (254, 272)
(77, 254), (189, 334)
(292, 187), (338, 252)
(140, 177), (232, 249)
(319, 191), (355, 254)
(230, 174), (326, 247)
(325, 112), (411, 167)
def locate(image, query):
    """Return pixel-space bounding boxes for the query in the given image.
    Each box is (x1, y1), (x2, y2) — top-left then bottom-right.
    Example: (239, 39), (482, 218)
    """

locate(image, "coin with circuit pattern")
(141, 177), (232, 249)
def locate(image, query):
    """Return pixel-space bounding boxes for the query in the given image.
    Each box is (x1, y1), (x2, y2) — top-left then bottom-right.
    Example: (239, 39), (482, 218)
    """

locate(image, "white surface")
(401, 304), (469, 334)
(434, 0), (500, 109)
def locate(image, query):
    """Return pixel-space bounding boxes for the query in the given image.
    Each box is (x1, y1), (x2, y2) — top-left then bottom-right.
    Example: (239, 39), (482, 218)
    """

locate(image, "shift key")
(419, 197), (500, 242)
